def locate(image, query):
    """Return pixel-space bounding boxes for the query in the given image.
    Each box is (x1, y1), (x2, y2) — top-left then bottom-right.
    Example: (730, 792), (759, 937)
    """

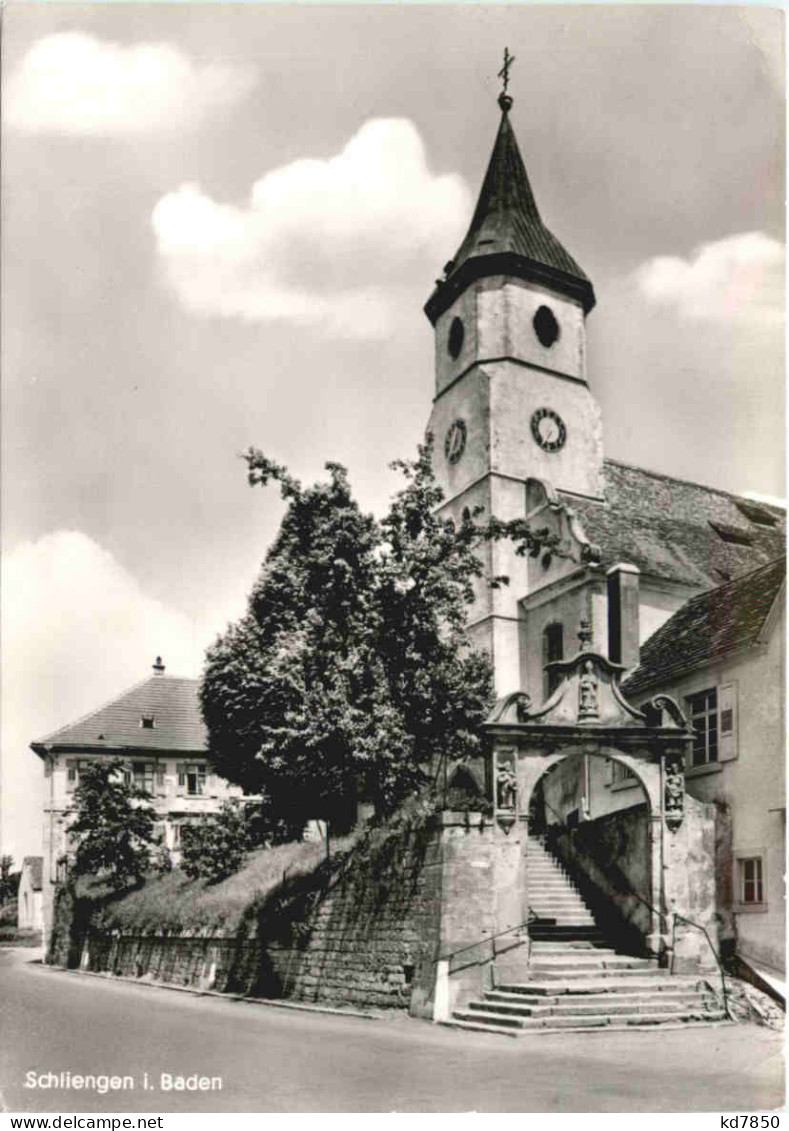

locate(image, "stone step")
(531, 903), (592, 912)
(529, 888), (587, 898)
(477, 992), (716, 1018)
(484, 988), (715, 1008)
(497, 973), (681, 996)
(528, 925), (603, 938)
(452, 1007), (726, 1031)
(528, 879), (576, 887)
(444, 1015), (728, 1038)
(528, 966), (659, 981)
(528, 876), (575, 887)
(530, 902), (591, 913)
(529, 942), (618, 954)
(530, 953), (653, 967)
(530, 917), (597, 927)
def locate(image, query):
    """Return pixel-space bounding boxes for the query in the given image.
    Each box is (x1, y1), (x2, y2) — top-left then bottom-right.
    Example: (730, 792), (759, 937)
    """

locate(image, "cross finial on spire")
(497, 47), (515, 111)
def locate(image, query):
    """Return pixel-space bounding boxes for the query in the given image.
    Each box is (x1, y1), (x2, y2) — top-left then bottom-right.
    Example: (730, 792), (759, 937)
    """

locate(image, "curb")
(36, 961), (389, 1022)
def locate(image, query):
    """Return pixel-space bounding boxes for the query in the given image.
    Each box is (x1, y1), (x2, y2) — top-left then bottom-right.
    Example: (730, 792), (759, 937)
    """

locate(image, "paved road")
(0, 948), (783, 1113)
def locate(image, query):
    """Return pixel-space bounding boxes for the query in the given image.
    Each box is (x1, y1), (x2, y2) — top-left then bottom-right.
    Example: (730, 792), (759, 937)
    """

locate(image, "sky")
(1, 3), (784, 865)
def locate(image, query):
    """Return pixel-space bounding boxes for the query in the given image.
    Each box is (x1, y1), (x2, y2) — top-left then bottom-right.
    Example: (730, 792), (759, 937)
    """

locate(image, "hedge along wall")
(75, 817), (444, 1014)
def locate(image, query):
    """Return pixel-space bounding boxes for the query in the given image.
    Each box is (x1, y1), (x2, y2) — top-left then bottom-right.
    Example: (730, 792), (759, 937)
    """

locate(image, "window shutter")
(719, 682), (738, 762)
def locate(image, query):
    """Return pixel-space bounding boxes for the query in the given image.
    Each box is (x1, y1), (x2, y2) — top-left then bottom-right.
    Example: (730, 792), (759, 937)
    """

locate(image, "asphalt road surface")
(0, 947), (783, 1113)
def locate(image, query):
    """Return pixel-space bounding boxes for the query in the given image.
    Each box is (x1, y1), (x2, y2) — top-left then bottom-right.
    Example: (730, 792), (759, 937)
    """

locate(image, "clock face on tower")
(530, 407), (567, 453)
(444, 419), (467, 464)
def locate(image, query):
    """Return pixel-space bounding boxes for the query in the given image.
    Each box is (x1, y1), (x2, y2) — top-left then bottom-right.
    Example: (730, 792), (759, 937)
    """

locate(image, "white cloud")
(1, 531), (212, 860)
(5, 32), (257, 135)
(151, 118), (472, 339)
(634, 232), (784, 326)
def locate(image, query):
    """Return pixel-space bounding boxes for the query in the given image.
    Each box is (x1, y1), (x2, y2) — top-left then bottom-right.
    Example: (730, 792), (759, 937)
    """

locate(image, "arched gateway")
(429, 624), (720, 1022)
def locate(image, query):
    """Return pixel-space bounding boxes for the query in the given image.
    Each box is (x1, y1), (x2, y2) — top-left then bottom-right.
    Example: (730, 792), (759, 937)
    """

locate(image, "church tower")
(425, 79), (604, 695)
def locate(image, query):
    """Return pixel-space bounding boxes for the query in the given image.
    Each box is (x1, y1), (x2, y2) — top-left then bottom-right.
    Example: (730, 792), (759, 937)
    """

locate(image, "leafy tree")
(66, 759), (156, 888)
(0, 855), (16, 903)
(179, 802), (253, 884)
(200, 438), (556, 833)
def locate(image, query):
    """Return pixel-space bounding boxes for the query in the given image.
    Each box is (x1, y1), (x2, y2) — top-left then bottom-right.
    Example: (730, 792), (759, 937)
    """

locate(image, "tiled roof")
(425, 103), (595, 322)
(622, 556), (785, 697)
(22, 856), (43, 890)
(569, 460), (786, 589)
(31, 675), (207, 754)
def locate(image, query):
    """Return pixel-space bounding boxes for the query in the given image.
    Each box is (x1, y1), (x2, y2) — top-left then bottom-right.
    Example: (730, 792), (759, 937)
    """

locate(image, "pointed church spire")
(425, 76), (595, 324)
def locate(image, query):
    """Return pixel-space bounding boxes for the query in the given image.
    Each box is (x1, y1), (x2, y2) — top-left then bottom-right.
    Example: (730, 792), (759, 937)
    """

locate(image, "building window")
(66, 759), (95, 791)
(125, 761), (155, 795)
(543, 623), (564, 697)
(686, 688), (718, 767)
(738, 857), (764, 905)
(178, 763), (206, 796)
(612, 761), (636, 784)
(140, 714), (156, 729)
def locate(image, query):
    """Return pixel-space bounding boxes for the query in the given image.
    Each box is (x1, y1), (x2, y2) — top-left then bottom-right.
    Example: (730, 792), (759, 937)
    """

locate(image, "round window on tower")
(448, 316), (465, 359)
(533, 305), (560, 348)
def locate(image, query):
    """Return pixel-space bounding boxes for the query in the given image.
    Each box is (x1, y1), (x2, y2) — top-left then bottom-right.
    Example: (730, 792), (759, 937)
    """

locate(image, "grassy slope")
(85, 835), (359, 935)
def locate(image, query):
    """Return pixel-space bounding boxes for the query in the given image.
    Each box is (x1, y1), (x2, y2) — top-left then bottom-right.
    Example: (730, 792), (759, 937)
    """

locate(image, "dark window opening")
(448, 316), (464, 359)
(126, 761), (155, 795)
(178, 763), (206, 796)
(740, 857), (763, 904)
(141, 714), (156, 729)
(686, 688), (718, 767)
(543, 622), (564, 698)
(533, 305), (560, 348)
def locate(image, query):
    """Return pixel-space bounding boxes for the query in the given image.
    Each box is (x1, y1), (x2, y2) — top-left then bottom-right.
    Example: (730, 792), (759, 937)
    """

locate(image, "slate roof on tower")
(425, 95), (595, 323)
(622, 556), (786, 697)
(567, 460), (786, 589)
(30, 670), (206, 755)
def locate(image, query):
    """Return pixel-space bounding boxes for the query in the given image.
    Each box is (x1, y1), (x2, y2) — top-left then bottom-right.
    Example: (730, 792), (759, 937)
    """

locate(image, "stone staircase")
(447, 835), (727, 1035)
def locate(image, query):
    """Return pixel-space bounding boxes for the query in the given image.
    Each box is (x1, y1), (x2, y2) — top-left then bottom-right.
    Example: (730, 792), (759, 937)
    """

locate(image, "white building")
(16, 856), (43, 932)
(31, 658), (244, 936)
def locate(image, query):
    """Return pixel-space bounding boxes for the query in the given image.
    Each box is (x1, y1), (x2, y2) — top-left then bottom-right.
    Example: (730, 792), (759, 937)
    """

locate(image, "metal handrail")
(435, 907), (540, 967)
(540, 796), (667, 930)
(671, 911), (731, 1020)
(540, 797), (731, 1014)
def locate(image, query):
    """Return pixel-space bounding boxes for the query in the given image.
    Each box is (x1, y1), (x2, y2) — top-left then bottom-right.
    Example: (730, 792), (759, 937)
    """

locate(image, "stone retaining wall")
(75, 819), (444, 1014)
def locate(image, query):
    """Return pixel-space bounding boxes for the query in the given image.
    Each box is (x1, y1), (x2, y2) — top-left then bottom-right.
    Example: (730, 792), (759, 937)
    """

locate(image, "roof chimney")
(607, 565), (640, 673)
(152, 656), (165, 675)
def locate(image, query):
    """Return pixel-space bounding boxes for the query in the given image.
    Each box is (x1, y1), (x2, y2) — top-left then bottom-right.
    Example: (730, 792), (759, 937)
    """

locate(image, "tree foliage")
(179, 802), (253, 884)
(66, 759), (156, 888)
(200, 437), (558, 831)
(0, 855), (17, 903)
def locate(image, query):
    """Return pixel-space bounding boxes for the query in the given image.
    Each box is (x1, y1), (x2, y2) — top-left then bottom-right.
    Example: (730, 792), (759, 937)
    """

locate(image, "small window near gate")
(543, 623), (564, 698)
(737, 856), (765, 907)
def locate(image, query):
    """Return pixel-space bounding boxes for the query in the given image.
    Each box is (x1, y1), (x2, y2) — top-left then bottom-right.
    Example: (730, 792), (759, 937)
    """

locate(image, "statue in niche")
(578, 659), (599, 720)
(496, 761), (517, 811)
(664, 754), (685, 831)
